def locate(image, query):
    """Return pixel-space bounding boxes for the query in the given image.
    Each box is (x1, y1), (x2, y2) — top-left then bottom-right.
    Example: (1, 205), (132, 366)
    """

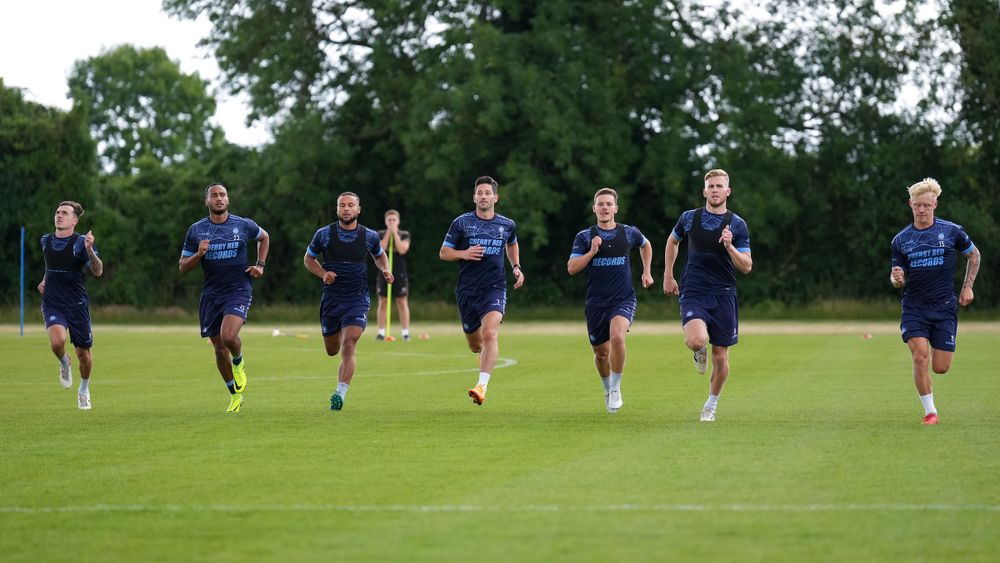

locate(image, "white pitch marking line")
(8, 357), (519, 385)
(2, 503), (999, 514)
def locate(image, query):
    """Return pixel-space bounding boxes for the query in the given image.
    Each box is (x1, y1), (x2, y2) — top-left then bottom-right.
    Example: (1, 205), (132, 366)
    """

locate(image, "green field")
(2, 322), (998, 562)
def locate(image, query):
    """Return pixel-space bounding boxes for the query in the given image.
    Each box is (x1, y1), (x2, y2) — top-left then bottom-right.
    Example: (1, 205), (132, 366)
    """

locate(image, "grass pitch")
(1, 322), (998, 562)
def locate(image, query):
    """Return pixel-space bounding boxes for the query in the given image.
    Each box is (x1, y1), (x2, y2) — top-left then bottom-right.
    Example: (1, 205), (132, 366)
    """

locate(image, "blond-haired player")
(890, 178), (981, 425)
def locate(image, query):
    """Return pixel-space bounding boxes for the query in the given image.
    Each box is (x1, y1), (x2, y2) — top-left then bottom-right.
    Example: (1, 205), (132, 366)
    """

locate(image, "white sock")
(478, 372), (491, 388)
(609, 372), (622, 391)
(600, 376), (611, 391)
(60, 355), (70, 367)
(401, 329), (409, 338)
(704, 393), (719, 410)
(79, 379), (90, 394)
(336, 382), (349, 399)
(919, 393), (936, 415)
(377, 328), (386, 336)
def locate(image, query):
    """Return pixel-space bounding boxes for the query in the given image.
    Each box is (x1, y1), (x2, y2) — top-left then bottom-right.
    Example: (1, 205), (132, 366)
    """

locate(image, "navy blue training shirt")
(891, 218), (975, 309)
(442, 212), (517, 296)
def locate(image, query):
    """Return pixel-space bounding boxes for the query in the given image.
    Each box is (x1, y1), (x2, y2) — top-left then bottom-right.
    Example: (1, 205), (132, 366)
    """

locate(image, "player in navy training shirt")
(303, 192), (393, 411)
(38, 201), (104, 410)
(179, 184), (270, 413)
(663, 169), (753, 422)
(439, 176), (524, 406)
(567, 188), (653, 414)
(890, 178), (981, 426)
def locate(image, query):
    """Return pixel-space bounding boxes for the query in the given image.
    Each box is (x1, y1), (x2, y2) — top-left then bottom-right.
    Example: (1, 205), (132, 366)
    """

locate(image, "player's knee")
(221, 335), (240, 350)
(481, 327), (498, 343)
(468, 343), (482, 354)
(325, 346), (340, 357)
(685, 335), (706, 351)
(594, 350), (609, 363)
(932, 363), (950, 375)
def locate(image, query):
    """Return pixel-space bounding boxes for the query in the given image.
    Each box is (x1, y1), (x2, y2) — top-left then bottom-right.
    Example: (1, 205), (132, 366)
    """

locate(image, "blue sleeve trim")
(569, 253), (584, 259)
(670, 231), (683, 242)
(736, 247), (751, 253)
(640, 237), (648, 248)
(255, 227), (264, 240)
(373, 247), (384, 257)
(442, 241), (456, 248)
(181, 250), (195, 257)
(507, 236), (518, 245)
(961, 242), (975, 255)
(306, 247), (319, 258)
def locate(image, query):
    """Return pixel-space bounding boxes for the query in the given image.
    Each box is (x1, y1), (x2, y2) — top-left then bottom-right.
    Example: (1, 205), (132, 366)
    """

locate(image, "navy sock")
(232, 354), (243, 366)
(226, 379), (236, 394)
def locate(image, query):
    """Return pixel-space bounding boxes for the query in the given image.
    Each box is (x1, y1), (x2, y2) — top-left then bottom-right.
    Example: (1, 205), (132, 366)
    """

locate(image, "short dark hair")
(593, 187), (618, 204)
(58, 201), (84, 217)
(204, 183), (227, 199)
(474, 176), (499, 194)
(338, 191), (361, 204)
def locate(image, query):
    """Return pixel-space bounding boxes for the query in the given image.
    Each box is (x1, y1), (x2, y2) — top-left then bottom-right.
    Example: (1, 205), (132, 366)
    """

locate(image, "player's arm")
(373, 251), (394, 284)
(639, 237), (654, 288)
(303, 250), (336, 284)
(720, 228), (752, 274)
(506, 241), (524, 289)
(246, 228), (270, 278)
(439, 245), (484, 262)
(959, 246), (981, 306)
(83, 231), (103, 277)
(663, 235), (680, 295)
(567, 235), (601, 275)
(178, 240), (210, 273)
(37, 276), (45, 294)
(392, 230), (410, 255)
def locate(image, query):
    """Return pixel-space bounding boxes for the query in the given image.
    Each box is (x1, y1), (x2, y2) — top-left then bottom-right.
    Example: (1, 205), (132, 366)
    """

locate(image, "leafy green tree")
(0, 80), (97, 305)
(68, 45), (223, 175)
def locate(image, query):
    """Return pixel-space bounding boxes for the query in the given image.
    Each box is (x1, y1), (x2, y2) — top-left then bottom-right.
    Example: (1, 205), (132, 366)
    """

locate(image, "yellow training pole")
(385, 235), (394, 340)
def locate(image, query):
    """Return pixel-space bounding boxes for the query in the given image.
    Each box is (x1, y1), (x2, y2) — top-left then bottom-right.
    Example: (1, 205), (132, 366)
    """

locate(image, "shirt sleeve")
(181, 226), (198, 257)
(400, 230), (411, 242)
(569, 231), (590, 258)
(244, 218), (263, 241)
(306, 229), (323, 258)
(442, 218), (463, 248)
(891, 236), (907, 271)
(626, 225), (646, 248)
(671, 212), (688, 242)
(732, 218), (751, 253)
(507, 221), (518, 245)
(367, 228), (384, 257)
(954, 225), (975, 255)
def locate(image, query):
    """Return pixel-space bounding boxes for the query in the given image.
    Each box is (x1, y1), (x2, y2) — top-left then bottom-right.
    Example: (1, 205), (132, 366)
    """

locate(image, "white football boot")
(693, 346), (708, 375)
(607, 389), (623, 414)
(59, 358), (73, 389)
(699, 407), (716, 422)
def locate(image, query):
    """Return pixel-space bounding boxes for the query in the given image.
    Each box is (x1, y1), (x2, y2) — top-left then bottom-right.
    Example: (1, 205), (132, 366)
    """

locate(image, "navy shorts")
(680, 294), (739, 347)
(456, 289), (506, 334)
(42, 306), (93, 349)
(376, 274), (409, 297)
(320, 296), (370, 336)
(901, 305), (958, 352)
(199, 291), (252, 338)
(585, 298), (636, 346)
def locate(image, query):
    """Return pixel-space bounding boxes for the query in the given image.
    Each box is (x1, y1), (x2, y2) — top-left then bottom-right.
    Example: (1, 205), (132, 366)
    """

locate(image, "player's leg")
(46, 322), (73, 388)
(324, 331), (343, 356)
(478, 310), (503, 375)
(907, 336), (938, 424)
(220, 313), (248, 393)
(375, 295), (387, 340)
(699, 344), (728, 422)
(75, 345), (93, 410)
(396, 295), (410, 340)
(683, 318), (709, 375)
(931, 350), (954, 375)
(605, 315), (630, 413)
(330, 320), (365, 411)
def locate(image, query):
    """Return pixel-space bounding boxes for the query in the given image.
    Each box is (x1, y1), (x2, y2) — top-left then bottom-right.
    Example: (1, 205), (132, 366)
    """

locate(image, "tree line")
(2, 1), (996, 311)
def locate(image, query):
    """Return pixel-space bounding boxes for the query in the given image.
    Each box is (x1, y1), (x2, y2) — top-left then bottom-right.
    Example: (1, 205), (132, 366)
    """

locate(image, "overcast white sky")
(0, 0), (270, 146)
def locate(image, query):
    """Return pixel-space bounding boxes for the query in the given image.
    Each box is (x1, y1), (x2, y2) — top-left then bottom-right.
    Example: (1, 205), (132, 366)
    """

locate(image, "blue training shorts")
(456, 289), (506, 334)
(199, 290), (252, 338)
(680, 293), (739, 347)
(585, 298), (636, 346)
(42, 306), (93, 349)
(901, 305), (958, 352)
(320, 295), (370, 336)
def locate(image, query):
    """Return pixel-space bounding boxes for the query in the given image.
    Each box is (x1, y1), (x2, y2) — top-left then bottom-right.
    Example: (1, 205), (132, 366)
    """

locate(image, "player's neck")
(475, 209), (496, 220)
(209, 211), (229, 224)
(339, 220), (359, 230)
(55, 226), (75, 237)
(597, 219), (617, 230)
(705, 202), (728, 214)
(913, 215), (935, 230)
